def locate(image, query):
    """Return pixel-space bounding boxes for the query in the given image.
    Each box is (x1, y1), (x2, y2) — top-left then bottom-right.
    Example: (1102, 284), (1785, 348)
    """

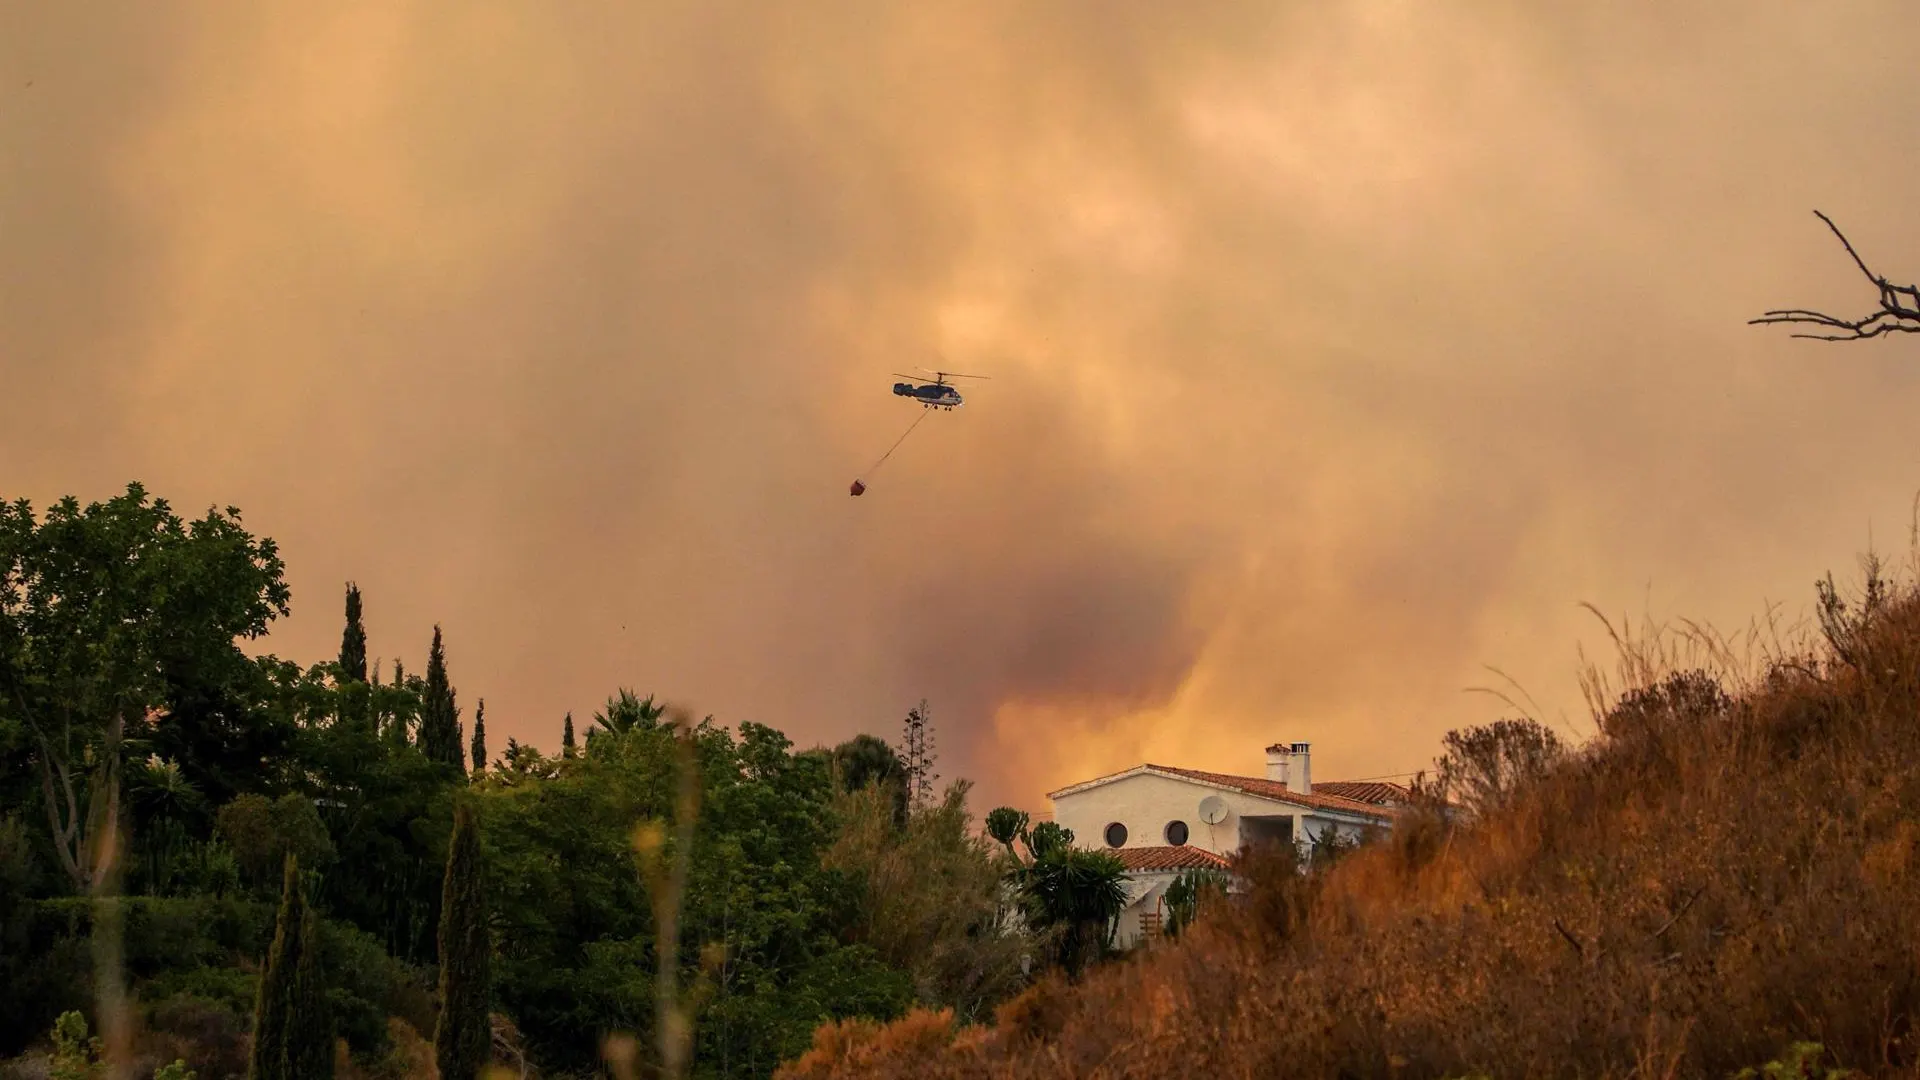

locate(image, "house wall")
(1299, 814), (1371, 846)
(1114, 870), (1179, 950)
(1052, 771), (1390, 860)
(1052, 771), (1290, 859)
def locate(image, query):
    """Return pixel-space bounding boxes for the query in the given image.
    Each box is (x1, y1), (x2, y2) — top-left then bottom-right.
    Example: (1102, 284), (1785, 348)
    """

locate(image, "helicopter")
(891, 369), (989, 410)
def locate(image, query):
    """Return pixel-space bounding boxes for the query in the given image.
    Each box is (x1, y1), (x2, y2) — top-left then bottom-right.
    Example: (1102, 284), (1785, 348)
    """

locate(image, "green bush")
(0, 895), (423, 1065)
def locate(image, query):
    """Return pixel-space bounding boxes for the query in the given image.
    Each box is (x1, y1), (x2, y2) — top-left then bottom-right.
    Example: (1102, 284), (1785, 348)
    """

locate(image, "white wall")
(1298, 814), (1387, 853)
(1113, 870), (1178, 950)
(1051, 770), (1389, 860)
(1051, 771), (1286, 858)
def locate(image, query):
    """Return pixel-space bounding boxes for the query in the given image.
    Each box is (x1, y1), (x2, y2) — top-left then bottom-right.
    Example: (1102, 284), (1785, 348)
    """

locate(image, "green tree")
(590, 689), (663, 739)
(215, 792), (335, 888)
(435, 802), (491, 1080)
(257, 657), (446, 963)
(0, 484), (289, 893)
(470, 699), (487, 776)
(289, 885), (335, 1078)
(339, 583), (367, 685)
(830, 734), (907, 824)
(483, 711), (913, 1074)
(989, 813), (1128, 980)
(561, 713), (576, 758)
(824, 779), (1031, 1022)
(250, 853), (332, 1079)
(418, 627), (464, 773)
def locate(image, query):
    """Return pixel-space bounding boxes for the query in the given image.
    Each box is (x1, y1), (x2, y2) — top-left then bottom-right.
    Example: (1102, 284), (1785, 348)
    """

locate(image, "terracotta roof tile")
(1110, 845), (1233, 872)
(1145, 765), (1397, 820)
(1310, 780), (1412, 806)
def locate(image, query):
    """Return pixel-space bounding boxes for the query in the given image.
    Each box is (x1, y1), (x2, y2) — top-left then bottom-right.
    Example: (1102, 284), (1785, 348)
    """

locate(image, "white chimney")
(1290, 742), (1312, 795)
(1265, 743), (1290, 785)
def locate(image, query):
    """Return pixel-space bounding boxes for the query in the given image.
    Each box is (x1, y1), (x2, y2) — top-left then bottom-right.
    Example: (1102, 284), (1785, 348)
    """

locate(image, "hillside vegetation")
(0, 483), (1064, 1079)
(780, 558), (1920, 1079)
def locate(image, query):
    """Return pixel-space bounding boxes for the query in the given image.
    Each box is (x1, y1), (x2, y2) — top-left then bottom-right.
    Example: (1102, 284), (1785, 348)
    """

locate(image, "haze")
(7, 2), (1920, 812)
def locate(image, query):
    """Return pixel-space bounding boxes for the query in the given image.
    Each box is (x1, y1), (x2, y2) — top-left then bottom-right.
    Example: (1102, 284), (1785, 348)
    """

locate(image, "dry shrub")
(990, 976), (1069, 1048)
(777, 1008), (960, 1080)
(785, 560), (1920, 1079)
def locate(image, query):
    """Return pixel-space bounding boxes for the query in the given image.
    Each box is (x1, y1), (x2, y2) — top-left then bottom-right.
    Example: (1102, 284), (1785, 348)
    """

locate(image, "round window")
(1165, 820), (1190, 846)
(1103, 822), (1128, 848)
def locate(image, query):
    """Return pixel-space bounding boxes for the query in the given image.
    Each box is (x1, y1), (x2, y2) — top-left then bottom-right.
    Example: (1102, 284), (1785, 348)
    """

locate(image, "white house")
(1046, 741), (1405, 949)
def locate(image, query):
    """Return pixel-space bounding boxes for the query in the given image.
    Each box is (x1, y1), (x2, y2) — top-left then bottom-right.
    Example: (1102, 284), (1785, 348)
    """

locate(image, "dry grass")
(778, 558), (1920, 1080)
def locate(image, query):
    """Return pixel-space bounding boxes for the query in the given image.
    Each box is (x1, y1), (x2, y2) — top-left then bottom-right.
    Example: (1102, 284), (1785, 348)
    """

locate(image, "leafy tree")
(823, 779), (1031, 1022)
(481, 710), (913, 1074)
(633, 711), (700, 1080)
(0, 484), (290, 892)
(214, 793), (335, 888)
(436, 802), (491, 1080)
(417, 627), (464, 773)
(259, 659), (448, 963)
(830, 735), (907, 824)
(339, 583), (368, 685)
(561, 713), (576, 758)
(470, 699), (487, 776)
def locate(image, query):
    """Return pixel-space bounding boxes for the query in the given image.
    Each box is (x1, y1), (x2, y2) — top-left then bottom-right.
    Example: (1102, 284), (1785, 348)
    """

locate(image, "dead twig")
(1552, 918), (1586, 960)
(1752, 210), (1920, 341)
(1651, 887), (1705, 941)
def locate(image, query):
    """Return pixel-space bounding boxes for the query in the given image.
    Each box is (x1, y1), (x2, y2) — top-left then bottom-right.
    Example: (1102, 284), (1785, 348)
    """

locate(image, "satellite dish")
(1198, 795), (1228, 825)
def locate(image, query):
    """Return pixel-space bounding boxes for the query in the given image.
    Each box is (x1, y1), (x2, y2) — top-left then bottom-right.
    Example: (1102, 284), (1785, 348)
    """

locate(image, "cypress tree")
(287, 891), (335, 1078)
(561, 713), (576, 758)
(249, 854), (332, 1080)
(339, 583), (368, 683)
(435, 803), (491, 1080)
(420, 626), (465, 772)
(470, 699), (487, 775)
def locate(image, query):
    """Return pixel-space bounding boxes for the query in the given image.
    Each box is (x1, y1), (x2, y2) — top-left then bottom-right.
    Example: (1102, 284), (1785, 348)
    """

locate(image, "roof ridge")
(1147, 764), (1395, 819)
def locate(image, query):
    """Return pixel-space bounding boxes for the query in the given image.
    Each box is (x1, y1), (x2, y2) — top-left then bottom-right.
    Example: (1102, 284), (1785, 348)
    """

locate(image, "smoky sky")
(7, 2), (1920, 813)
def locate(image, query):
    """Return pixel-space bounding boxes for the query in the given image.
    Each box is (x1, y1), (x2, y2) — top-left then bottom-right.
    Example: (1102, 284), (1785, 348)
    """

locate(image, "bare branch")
(1552, 918), (1586, 960)
(1751, 210), (1920, 341)
(1651, 887), (1704, 941)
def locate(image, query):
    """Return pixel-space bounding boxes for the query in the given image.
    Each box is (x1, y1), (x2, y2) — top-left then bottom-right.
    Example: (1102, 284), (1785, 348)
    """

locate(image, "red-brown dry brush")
(778, 573), (1920, 1080)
